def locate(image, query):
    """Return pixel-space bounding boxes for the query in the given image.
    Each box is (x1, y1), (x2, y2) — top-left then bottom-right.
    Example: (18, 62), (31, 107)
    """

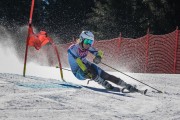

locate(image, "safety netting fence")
(29, 29), (180, 74)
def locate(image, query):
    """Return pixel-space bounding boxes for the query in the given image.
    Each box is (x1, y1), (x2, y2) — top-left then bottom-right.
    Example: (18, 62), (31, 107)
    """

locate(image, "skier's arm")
(76, 58), (87, 72)
(68, 45), (93, 78)
(93, 51), (103, 64)
(76, 58), (93, 78)
(88, 47), (103, 64)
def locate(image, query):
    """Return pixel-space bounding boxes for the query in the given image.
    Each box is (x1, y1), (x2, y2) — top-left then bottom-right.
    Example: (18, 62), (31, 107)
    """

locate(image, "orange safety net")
(37, 29), (180, 74)
(176, 30), (180, 73)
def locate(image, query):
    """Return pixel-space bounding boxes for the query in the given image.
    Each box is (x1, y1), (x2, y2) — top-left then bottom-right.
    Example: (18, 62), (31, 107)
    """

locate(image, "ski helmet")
(79, 31), (94, 46)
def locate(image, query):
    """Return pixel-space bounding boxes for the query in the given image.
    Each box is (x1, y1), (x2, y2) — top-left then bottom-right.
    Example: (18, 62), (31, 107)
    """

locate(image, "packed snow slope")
(1, 70), (180, 120)
(0, 27), (180, 120)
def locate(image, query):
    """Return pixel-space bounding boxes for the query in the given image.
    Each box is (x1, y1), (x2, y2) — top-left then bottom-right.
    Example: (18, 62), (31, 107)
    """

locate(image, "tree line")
(85, 0), (180, 39)
(0, 0), (179, 42)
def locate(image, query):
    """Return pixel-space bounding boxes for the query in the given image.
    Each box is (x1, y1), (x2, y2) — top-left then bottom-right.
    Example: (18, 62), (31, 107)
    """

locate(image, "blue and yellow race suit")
(67, 43), (103, 80)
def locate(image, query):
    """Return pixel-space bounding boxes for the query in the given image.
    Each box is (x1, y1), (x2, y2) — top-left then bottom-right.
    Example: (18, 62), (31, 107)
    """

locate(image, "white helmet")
(79, 31), (94, 43)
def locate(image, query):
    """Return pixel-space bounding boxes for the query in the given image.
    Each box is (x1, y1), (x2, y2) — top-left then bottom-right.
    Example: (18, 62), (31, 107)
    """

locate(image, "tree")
(85, 0), (180, 39)
(143, 0), (180, 34)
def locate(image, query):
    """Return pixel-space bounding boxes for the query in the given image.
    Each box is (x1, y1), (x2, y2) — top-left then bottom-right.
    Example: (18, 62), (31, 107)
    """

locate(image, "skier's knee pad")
(100, 71), (111, 80)
(93, 75), (103, 83)
(94, 76), (113, 89)
(102, 81), (113, 90)
(117, 80), (127, 87)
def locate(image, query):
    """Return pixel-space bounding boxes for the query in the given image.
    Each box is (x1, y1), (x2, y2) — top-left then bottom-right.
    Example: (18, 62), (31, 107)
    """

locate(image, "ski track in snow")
(0, 73), (180, 120)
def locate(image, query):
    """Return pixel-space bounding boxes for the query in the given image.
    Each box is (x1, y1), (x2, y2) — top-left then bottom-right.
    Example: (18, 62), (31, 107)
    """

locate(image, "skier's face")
(82, 39), (93, 49)
(83, 39), (94, 46)
(83, 43), (91, 49)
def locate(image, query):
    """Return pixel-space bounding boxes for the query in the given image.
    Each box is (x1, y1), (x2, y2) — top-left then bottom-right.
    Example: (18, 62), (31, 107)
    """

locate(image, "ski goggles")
(83, 39), (94, 46)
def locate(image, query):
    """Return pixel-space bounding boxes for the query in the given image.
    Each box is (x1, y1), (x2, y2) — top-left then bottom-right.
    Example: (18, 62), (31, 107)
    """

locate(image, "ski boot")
(122, 84), (138, 93)
(94, 76), (120, 92)
(122, 84), (147, 95)
(117, 80), (138, 92)
(117, 80), (147, 95)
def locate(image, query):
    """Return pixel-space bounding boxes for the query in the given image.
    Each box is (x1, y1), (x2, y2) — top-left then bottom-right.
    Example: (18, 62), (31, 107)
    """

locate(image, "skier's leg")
(86, 63), (120, 92)
(100, 71), (138, 92)
(93, 76), (112, 89)
(93, 76), (120, 92)
(100, 71), (126, 86)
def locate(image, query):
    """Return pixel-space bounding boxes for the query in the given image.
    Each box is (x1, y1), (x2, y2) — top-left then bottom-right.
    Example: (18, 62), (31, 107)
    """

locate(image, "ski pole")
(101, 62), (163, 93)
(56, 66), (92, 85)
(56, 66), (72, 72)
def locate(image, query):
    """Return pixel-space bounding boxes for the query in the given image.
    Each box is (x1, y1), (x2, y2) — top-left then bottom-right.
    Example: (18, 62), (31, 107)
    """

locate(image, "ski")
(137, 89), (148, 95)
(121, 88), (130, 93)
(121, 87), (148, 95)
(58, 80), (148, 96)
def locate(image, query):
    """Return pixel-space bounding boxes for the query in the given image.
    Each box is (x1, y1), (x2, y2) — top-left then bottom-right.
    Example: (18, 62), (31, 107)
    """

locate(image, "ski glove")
(93, 56), (101, 64)
(84, 69), (93, 79)
(76, 58), (93, 79)
(93, 50), (103, 64)
(97, 50), (103, 58)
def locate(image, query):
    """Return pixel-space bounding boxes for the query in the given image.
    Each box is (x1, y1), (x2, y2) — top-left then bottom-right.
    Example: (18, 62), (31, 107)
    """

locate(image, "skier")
(67, 31), (139, 93)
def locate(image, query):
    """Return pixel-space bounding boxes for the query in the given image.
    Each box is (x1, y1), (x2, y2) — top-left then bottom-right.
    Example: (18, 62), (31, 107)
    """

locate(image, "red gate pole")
(23, 0), (35, 77)
(145, 28), (150, 73)
(116, 33), (122, 67)
(51, 42), (65, 81)
(118, 32), (122, 48)
(174, 26), (179, 73)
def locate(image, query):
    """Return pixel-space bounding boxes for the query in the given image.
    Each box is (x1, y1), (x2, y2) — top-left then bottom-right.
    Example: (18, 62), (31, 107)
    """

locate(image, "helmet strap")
(80, 41), (85, 50)
(80, 40), (89, 50)
(82, 41), (85, 49)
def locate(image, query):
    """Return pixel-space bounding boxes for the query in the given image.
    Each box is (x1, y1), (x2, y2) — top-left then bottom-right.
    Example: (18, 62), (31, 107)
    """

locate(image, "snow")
(0, 73), (180, 120)
(1, 32), (180, 120)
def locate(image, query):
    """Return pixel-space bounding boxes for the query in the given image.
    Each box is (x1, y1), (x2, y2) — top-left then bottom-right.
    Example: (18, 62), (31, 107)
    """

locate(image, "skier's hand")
(84, 67), (98, 79)
(93, 56), (101, 64)
(84, 69), (93, 79)
(93, 50), (103, 64)
(97, 50), (103, 58)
